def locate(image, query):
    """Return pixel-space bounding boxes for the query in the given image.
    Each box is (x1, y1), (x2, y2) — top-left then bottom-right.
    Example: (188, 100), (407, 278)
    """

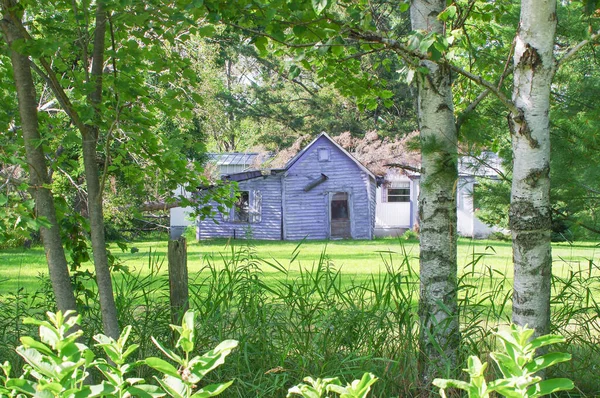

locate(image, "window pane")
(318, 148), (330, 162)
(233, 191), (249, 222)
(387, 187), (410, 202)
(331, 192), (349, 219)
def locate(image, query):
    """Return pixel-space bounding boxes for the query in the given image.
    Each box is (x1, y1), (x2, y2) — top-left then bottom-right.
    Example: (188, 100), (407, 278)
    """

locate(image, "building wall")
(169, 186), (195, 239)
(196, 174), (283, 240)
(375, 174), (415, 237)
(456, 177), (500, 238)
(283, 135), (374, 240)
(374, 172), (500, 239)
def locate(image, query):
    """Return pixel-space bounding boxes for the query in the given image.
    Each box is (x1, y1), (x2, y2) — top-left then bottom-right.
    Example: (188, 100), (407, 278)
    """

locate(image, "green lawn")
(2, 237), (600, 396)
(0, 237), (598, 295)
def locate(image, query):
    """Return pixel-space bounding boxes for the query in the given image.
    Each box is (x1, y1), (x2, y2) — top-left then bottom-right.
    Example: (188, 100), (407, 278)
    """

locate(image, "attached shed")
(195, 133), (377, 240)
(196, 171), (284, 240)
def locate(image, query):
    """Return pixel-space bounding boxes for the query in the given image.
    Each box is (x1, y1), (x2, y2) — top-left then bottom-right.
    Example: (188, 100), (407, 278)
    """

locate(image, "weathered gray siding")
(197, 174), (282, 240)
(283, 135), (374, 240)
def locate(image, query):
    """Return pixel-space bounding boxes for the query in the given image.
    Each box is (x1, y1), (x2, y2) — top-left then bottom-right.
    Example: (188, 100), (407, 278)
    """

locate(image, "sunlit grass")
(1, 237), (599, 396)
(0, 237), (598, 295)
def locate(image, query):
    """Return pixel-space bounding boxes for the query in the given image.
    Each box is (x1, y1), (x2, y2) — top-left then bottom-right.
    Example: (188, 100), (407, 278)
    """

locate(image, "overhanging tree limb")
(557, 28), (600, 68)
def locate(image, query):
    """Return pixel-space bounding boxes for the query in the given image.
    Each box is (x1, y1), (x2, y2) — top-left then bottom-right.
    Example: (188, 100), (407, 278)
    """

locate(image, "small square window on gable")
(318, 147), (330, 162)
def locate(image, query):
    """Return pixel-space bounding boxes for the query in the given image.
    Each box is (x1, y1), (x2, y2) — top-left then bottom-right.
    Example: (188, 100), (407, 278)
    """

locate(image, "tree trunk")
(410, 0), (460, 389)
(0, 2), (78, 314)
(82, 0), (120, 340)
(509, 0), (556, 337)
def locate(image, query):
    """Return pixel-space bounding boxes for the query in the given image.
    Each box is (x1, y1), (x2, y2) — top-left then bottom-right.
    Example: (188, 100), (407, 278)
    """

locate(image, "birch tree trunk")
(509, 0), (557, 336)
(0, 2), (78, 314)
(410, 0), (460, 388)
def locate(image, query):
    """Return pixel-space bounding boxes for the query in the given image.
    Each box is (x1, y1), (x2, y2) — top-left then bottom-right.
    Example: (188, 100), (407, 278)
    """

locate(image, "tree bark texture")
(509, 0), (556, 337)
(0, 2), (78, 314)
(83, 0), (120, 340)
(411, 0), (460, 390)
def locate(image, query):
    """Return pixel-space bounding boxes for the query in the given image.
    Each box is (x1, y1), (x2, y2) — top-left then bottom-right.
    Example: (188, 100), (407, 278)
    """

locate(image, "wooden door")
(330, 192), (351, 238)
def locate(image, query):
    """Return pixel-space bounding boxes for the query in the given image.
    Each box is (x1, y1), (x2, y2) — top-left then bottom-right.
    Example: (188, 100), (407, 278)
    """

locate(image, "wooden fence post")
(168, 237), (189, 325)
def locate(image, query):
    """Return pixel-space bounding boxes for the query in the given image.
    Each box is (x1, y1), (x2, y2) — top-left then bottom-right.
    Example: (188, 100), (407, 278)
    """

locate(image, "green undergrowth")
(0, 240), (599, 396)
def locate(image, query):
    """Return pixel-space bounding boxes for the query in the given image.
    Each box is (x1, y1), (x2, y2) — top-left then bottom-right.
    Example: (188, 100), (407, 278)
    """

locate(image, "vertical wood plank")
(168, 237), (189, 325)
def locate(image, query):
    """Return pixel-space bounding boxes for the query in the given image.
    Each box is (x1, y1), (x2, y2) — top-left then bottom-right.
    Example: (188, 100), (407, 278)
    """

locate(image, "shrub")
(0, 310), (237, 398)
(433, 324), (574, 398)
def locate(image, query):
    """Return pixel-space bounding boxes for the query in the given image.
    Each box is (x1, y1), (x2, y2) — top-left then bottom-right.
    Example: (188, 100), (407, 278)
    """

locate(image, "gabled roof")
(284, 132), (376, 180)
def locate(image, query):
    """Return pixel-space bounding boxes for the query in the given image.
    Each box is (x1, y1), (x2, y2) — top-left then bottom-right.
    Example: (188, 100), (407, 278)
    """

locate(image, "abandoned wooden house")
(172, 133), (377, 240)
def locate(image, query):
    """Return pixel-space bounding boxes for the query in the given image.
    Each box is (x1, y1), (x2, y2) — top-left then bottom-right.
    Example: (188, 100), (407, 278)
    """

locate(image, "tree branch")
(557, 28), (600, 68)
(384, 163), (421, 173)
(347, 29), (519, 114)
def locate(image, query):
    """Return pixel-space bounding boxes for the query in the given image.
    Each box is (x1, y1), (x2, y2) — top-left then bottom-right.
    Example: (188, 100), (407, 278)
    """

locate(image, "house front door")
(330, 192), (351, 239)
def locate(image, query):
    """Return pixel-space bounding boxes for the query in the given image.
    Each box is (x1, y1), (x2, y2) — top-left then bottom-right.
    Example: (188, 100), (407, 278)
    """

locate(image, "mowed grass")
(0, 236), (598, 295)
(2, 237), (600, 396)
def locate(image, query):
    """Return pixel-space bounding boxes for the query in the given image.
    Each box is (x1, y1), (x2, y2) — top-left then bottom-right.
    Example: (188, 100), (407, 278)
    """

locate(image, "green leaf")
(16, 347), (58, 378)
(432, 378), (471, 391)
(155, 375), (186, 398)
(490, 352), (521, 378)
(19, 337), (54, 356)
(527, 334), (565, 351)
(287, 384), (321, 398)
(145, 357), (180, 378)
(151, 337), (182, 363)
(254, 37), (268, 54)
(190, 380), (234, 397)
(379, 90), (393, 99)
(346, 372), (378, 397)
(524, 352), (571, 374)
(438, 6), (457, 22)
(6, 379), (37, 395)
(293, 25), (307, 37)
(526, 378), (574, 397)
(289, 65), (301, 80)
(127, 385), (166, 398)
(419, 37), (436, 54)
(312, 0), (329, 15)
(196, 25), (216, 37)
(72, 382), (118, 398)
(39, 324), (60, 348)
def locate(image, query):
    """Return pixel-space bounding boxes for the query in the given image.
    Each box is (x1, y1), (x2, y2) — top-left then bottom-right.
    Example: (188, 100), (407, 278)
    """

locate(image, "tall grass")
(0, 240), (599, 396)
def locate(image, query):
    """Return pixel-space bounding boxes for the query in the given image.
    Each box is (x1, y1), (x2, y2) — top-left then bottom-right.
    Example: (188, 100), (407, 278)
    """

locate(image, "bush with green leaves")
(287, 373), (377, 398)
(433, 324), (574, 398)
(0, 310), (237, 398)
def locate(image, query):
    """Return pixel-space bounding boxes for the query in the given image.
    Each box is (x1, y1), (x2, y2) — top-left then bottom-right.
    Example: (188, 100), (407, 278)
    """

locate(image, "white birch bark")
(411, 0), (459, 387)
(509, 0), (557, 336)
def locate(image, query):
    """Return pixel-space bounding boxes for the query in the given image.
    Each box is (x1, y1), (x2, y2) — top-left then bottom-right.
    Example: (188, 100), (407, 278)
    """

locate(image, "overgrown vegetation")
(0, 241), (598, 396)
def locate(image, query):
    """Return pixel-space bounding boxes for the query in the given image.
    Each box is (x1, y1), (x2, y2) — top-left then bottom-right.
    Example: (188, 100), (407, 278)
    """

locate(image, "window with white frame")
(231, 190), (262, 223)
(385, 181), (410, 202)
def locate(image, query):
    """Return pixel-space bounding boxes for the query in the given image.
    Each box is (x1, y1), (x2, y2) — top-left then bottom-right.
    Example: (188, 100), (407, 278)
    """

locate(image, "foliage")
(0, 310), (236, 398)
(145, 311), (238, 398)
(433, 325), (574, 398)
(287, 373), (377, 398)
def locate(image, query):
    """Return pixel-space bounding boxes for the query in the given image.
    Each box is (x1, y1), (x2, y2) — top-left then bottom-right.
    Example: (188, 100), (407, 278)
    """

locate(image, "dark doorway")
(330, 192), (351, 238)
